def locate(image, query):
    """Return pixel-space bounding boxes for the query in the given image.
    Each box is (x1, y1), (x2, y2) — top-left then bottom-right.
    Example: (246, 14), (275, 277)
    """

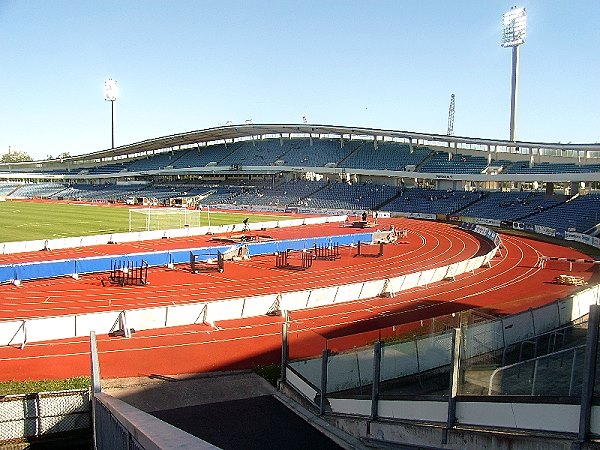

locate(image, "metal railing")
(488, 344), (586, 396)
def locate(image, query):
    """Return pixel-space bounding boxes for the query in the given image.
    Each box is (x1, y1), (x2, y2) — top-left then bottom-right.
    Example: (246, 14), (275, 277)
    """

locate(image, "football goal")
(128, 207), (204, 232)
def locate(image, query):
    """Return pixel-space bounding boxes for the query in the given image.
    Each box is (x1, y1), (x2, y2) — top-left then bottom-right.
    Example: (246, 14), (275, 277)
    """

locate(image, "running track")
(0, 218), (595, 381)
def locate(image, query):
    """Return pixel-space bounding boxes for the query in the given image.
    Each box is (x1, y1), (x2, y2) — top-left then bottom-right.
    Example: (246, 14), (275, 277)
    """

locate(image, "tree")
(44, 152), (71, 161)
(0, 149), (33, 163)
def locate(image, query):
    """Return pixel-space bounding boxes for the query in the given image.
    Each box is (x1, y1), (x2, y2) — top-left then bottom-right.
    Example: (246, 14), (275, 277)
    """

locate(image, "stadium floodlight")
(104, 79), (118, 148)
(501, 6), (526, 142)
(502, 6), (526, 48)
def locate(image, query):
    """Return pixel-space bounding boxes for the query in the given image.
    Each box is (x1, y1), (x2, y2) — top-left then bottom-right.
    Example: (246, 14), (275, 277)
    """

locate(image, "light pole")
(104, 79), (118, 149)
(501, 6), (527, 142)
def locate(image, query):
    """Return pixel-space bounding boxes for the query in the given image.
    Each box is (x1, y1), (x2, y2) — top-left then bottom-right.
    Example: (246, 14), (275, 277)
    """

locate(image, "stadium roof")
(77, 123), (600, 160)
(2, 123), (600, 170)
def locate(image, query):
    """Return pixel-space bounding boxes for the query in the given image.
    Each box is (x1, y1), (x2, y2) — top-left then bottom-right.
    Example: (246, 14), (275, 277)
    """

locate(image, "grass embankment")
(0, 377), (91, 396)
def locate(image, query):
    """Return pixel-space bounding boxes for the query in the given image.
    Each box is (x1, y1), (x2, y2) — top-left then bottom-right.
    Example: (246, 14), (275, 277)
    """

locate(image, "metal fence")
(0, 389), (91, 445)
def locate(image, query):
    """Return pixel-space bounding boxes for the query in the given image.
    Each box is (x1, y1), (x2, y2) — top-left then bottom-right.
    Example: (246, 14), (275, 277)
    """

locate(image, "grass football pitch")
(0, 201), (292, 243)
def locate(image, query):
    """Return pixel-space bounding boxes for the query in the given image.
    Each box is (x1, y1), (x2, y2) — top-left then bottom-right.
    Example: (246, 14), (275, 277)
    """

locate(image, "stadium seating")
(504, 161), (600, 174)
(227, 179), (328, 208)
(0, 182), (23, 196)
(280, 139), (359, 167)
(301, 182), (397, 211)
(10, 182), (67, 199)
(521, 193), (600, 232)
(380, 189), (480, 215)
(339, 142), (431, 171)
(173, 143), (241, 168)
(457, 191), (565, 221)
(418, 152), (489, 174)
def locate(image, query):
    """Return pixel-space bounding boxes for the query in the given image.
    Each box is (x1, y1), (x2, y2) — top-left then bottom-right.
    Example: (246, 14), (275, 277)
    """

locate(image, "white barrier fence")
(288, 283), (600, 403)
(0, 215), (348, 255)
(306, 285), (600, 438)
(0, 227), (499, 348)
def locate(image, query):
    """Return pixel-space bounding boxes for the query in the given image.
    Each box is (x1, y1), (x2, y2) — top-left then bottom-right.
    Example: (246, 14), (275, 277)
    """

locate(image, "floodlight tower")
(501, 6), (527, 142)
(104, 79), (118, 149)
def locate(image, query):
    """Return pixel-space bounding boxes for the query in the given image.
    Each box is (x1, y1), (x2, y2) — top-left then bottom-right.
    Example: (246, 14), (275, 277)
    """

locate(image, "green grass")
(0, 200), (292, 243)
(0, 377), (91, 396)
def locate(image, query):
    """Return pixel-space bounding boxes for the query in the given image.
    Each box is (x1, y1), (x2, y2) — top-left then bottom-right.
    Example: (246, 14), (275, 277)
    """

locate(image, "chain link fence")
(0, 389), (91, 446)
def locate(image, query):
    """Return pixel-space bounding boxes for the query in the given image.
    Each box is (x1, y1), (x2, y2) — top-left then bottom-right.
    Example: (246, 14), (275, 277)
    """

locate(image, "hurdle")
(355, 241), (384, 258)
(107, 260), (149, 286)
(275, 249), (313, 270)
(313, 243), (341, 261)
(538, 256), (600, 272)
(190, 251), (225, 273)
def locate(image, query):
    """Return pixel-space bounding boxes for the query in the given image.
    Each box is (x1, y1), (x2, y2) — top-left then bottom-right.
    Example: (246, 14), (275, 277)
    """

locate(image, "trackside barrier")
(0, 321), (26, 349)
(164, 303), (209, 328)
(331, 301), (600, 439)
(0, 232), (373, 284)
(204, 299), (245, 326)
(241, 295), (278, 318)
(286, 284), (600, 407)
(457, 215), (600, 251)
(0, 215), (348, 255)
(335, 283), (364, 302)
(300, 330), (454, 395)
(0, 225), (501, 346)
(75, 311), (122, 338)
(359, 280), (388, 299)
(306, 286), (340, 308)
(280, 291), (312, 311)
(26, 316), (76, 343)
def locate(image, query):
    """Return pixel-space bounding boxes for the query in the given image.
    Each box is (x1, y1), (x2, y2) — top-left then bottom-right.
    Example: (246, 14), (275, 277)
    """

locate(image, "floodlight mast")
(502, 7), (526, 142)
(104, 79), (118, 149)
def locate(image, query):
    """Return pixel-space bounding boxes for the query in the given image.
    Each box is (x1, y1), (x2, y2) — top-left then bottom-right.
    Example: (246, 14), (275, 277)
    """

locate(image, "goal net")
(128, 207), (203, 232)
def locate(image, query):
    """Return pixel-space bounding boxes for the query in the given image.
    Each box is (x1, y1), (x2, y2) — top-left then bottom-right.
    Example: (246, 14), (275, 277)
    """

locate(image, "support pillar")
(370, 341), (382, 420)
(443, 328), (462, 444)
(279, 322), (288, 386)
(320, 349), (329, 415)
(575, 305), (600, 448)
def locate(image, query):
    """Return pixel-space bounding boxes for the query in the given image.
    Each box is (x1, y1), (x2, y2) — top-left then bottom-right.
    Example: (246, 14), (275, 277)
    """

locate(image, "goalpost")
(128, 207), (205, 232)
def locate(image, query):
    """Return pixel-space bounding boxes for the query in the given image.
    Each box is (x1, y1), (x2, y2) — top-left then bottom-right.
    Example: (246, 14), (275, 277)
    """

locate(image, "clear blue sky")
(1, 1), (599, 160)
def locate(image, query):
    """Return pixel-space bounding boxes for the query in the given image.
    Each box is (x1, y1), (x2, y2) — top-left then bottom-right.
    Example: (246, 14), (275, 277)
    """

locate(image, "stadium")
(1, 121), (599, 449)
(1, 2), (600, 448)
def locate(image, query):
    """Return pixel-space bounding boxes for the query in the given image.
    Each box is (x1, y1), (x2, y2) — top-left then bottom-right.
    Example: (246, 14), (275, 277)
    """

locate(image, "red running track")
(0, 219), (595, 381)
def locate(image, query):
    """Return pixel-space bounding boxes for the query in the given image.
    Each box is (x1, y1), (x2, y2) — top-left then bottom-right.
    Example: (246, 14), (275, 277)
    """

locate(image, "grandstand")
(1, 124), (598, 236)
(1, 124), (600, 450)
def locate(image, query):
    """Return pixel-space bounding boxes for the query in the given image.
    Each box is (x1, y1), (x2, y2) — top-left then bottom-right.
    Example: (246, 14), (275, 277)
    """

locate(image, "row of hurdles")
(101, 240), (389, 286)
(275, 241), (386, 271)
